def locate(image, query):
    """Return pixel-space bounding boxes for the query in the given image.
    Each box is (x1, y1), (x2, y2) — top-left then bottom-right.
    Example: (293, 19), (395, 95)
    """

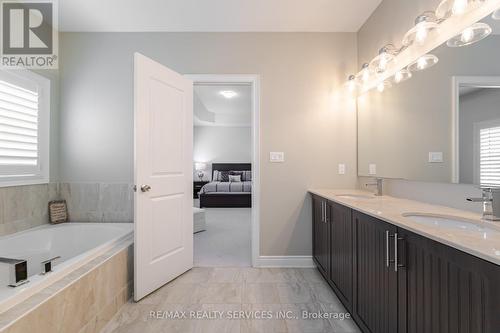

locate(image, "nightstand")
(193, 181), (209, 199)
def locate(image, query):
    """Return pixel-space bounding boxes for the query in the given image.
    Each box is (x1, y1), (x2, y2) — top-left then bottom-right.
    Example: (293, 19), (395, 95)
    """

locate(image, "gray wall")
(459, 88), (500, 184)
(193, 126), (252, 181)
(59, 32), (359, 257)
(356, 0), (492, 212)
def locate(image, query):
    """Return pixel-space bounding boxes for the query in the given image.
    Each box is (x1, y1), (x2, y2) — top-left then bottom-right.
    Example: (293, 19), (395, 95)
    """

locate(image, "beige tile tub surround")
(59, 183), (134, 223)
(309, 189), (500, 265)
(102, 267), (360, 333)
(0, 239), (133, 333)
(0, 183), (60, 237)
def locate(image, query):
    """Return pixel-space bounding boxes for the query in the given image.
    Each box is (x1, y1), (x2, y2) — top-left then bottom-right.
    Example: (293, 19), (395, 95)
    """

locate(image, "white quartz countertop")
(309, 189), (500, 266)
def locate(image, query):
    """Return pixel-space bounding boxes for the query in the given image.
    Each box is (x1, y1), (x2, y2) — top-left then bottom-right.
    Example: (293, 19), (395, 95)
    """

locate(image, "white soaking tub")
(0, 223), (133, 313)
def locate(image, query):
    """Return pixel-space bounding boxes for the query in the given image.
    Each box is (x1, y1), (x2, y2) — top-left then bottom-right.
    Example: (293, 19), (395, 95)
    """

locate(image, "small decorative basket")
(48, 200), (68, 224)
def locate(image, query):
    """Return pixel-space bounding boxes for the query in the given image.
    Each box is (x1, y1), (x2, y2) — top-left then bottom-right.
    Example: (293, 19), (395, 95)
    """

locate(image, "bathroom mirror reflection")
(358, 16), (500, 186)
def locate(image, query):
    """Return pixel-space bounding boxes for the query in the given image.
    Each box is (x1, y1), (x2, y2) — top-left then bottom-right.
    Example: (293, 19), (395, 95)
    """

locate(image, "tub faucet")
(467, 188), (500, 221)
(366, 178), (384, 196)
(0, 257), (29, 287)
(40, 256), (61, 275)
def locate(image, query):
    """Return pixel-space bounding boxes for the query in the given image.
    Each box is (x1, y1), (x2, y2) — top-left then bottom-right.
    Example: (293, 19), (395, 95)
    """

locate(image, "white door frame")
(451, 76), (500, 183)
(185, 74), (261, 267)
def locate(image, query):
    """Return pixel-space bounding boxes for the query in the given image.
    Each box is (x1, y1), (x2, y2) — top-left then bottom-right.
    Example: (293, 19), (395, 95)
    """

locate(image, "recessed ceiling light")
(220, 90), (237, 99)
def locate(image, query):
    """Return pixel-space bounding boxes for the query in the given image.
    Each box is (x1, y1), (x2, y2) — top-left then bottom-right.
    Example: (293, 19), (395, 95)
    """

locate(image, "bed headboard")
(212, 163), (251, 171)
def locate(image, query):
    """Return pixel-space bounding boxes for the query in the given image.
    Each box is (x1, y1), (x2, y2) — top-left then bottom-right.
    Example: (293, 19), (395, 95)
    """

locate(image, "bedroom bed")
(198, 163), (252, 208)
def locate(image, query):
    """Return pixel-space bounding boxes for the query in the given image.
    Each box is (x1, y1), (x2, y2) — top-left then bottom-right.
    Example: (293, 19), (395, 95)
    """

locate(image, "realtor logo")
(1, 0), (58, 69)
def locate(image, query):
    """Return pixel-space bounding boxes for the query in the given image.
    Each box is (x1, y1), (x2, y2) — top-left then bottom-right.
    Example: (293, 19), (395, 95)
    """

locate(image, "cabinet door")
(312, 196), (330, 277)
(398, 228), (500, 333)
(353, 211), (398, 333)
(329, 201), (353, 311)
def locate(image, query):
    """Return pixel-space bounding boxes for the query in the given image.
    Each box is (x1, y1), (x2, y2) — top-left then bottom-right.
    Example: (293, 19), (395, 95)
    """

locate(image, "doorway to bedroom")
(189, 75), (260, 267)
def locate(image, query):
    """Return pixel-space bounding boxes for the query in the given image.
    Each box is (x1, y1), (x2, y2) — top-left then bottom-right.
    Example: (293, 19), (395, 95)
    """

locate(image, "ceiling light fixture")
(436, 0), (485, 19)
(219, 90), (237, 99)
(370, 44), (399, 74)
(403, 12), (440, 47)
(393, 68), (412, 84)
(447, 22), (492, 47)
(408, 54), (439, 72)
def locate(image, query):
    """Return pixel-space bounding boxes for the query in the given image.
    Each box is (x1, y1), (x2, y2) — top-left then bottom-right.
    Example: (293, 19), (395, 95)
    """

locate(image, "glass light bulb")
(379, 55), (388, 71)
(415, 25), (428, 44)
(394, 71), (403, 83)
(347, 80), (357, 93)
(452, 0), (468, 15)
(417, 57), (428, 70)
(377, 82), (385, 93)
(461, 27), (474, 43)
(361, 69), (370, 82)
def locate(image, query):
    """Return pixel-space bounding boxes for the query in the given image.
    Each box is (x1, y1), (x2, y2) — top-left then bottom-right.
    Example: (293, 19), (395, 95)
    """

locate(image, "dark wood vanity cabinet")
(329, 202), (353, 310)
(311, 194), (500, 333)
(353, 211), (398, 333)
(398, 228), (500, 333)
(312, 195), (330, 278)
(312, 196), (354, 311)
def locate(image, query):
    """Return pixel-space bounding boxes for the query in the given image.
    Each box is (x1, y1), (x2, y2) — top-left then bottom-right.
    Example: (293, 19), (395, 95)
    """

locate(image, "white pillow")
(229, 175), (241, 182)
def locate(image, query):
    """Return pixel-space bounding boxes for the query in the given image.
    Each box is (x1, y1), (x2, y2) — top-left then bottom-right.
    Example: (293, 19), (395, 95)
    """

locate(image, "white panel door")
(134, 53), (193, 301)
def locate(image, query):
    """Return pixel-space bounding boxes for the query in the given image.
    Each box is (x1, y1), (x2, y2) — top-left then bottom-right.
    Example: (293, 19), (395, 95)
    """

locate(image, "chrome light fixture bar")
(369, 44), (400, 74)
(447, 22), (492, 47)
(436, 0), (485, 19)
(408, 54), (439, 72)
(344, 0), (499, 95)
(402, 12), (441, 47)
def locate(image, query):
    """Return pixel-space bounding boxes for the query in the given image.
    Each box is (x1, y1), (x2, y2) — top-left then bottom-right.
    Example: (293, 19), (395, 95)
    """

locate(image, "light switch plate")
(270, 152), (285, 163)
(369, 164), (377, 175)
(429, 152), (444, 163)
(338, 164), (346, 175)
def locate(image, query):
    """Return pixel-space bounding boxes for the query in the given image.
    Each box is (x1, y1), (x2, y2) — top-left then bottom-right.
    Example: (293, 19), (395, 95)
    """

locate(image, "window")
(479, 125), (500, 187)
(0, 70), (50, 186)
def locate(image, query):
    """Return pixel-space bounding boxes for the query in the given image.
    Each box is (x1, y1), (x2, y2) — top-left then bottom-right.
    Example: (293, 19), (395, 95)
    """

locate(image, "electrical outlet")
(338, 164), (346, 175)
(269, 152), (285, 163)
(369, 164), (377, 175)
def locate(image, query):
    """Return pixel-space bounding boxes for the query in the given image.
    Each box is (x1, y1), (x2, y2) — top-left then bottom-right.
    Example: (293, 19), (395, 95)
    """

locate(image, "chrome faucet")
(40, 256), (60, 275)
(366, 178), (383, 196)
(0, 257), (29, 287)
(467, 188), (500, 221)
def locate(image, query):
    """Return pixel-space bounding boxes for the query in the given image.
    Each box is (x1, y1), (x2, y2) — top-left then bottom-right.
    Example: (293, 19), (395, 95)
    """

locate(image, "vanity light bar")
(345, 0), (499, 96)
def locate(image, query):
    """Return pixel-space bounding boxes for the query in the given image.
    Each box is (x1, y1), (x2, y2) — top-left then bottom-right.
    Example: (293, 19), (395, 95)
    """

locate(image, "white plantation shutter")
(0, 70), (50, 186)
(480, 126), (500, 187)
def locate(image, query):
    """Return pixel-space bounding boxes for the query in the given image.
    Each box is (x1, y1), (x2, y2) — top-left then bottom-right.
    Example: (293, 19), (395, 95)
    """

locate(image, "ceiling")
(59, 0), (382, 32)
(194, 84), (252, 127)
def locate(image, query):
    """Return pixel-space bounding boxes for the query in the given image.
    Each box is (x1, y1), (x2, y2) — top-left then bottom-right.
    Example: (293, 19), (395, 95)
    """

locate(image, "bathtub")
(0, 223), (133, 314)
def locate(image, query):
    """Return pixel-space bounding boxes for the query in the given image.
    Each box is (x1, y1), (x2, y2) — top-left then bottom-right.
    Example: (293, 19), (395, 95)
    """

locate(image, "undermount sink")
(336, 194), (375, 200)
(402, 213), (497, 233)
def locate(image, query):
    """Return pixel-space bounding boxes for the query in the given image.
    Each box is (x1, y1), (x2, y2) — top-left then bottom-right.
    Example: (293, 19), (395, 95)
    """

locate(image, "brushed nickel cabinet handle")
(386, 230), (390, 268)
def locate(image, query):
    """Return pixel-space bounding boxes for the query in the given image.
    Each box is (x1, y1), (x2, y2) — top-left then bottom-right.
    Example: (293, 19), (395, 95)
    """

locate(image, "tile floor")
(101, 267), (361, 333)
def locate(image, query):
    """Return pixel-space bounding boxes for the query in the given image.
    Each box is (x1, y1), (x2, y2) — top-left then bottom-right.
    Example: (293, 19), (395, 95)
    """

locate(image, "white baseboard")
(254, 256), (316, 268)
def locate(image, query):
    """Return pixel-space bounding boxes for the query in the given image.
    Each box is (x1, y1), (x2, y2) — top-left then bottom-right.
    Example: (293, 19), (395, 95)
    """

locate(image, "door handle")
(321, 201), (325, 223)
(140, 185), (152, 192)
(394, 233), (405, 272)
(385, 230), (395, 268)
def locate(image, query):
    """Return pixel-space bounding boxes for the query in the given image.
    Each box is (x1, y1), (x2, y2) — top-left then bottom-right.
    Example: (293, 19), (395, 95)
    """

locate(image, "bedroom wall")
(193, 126), (252, 181)
(59, 32), (358, 257)
(357, 0), (484, 212)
